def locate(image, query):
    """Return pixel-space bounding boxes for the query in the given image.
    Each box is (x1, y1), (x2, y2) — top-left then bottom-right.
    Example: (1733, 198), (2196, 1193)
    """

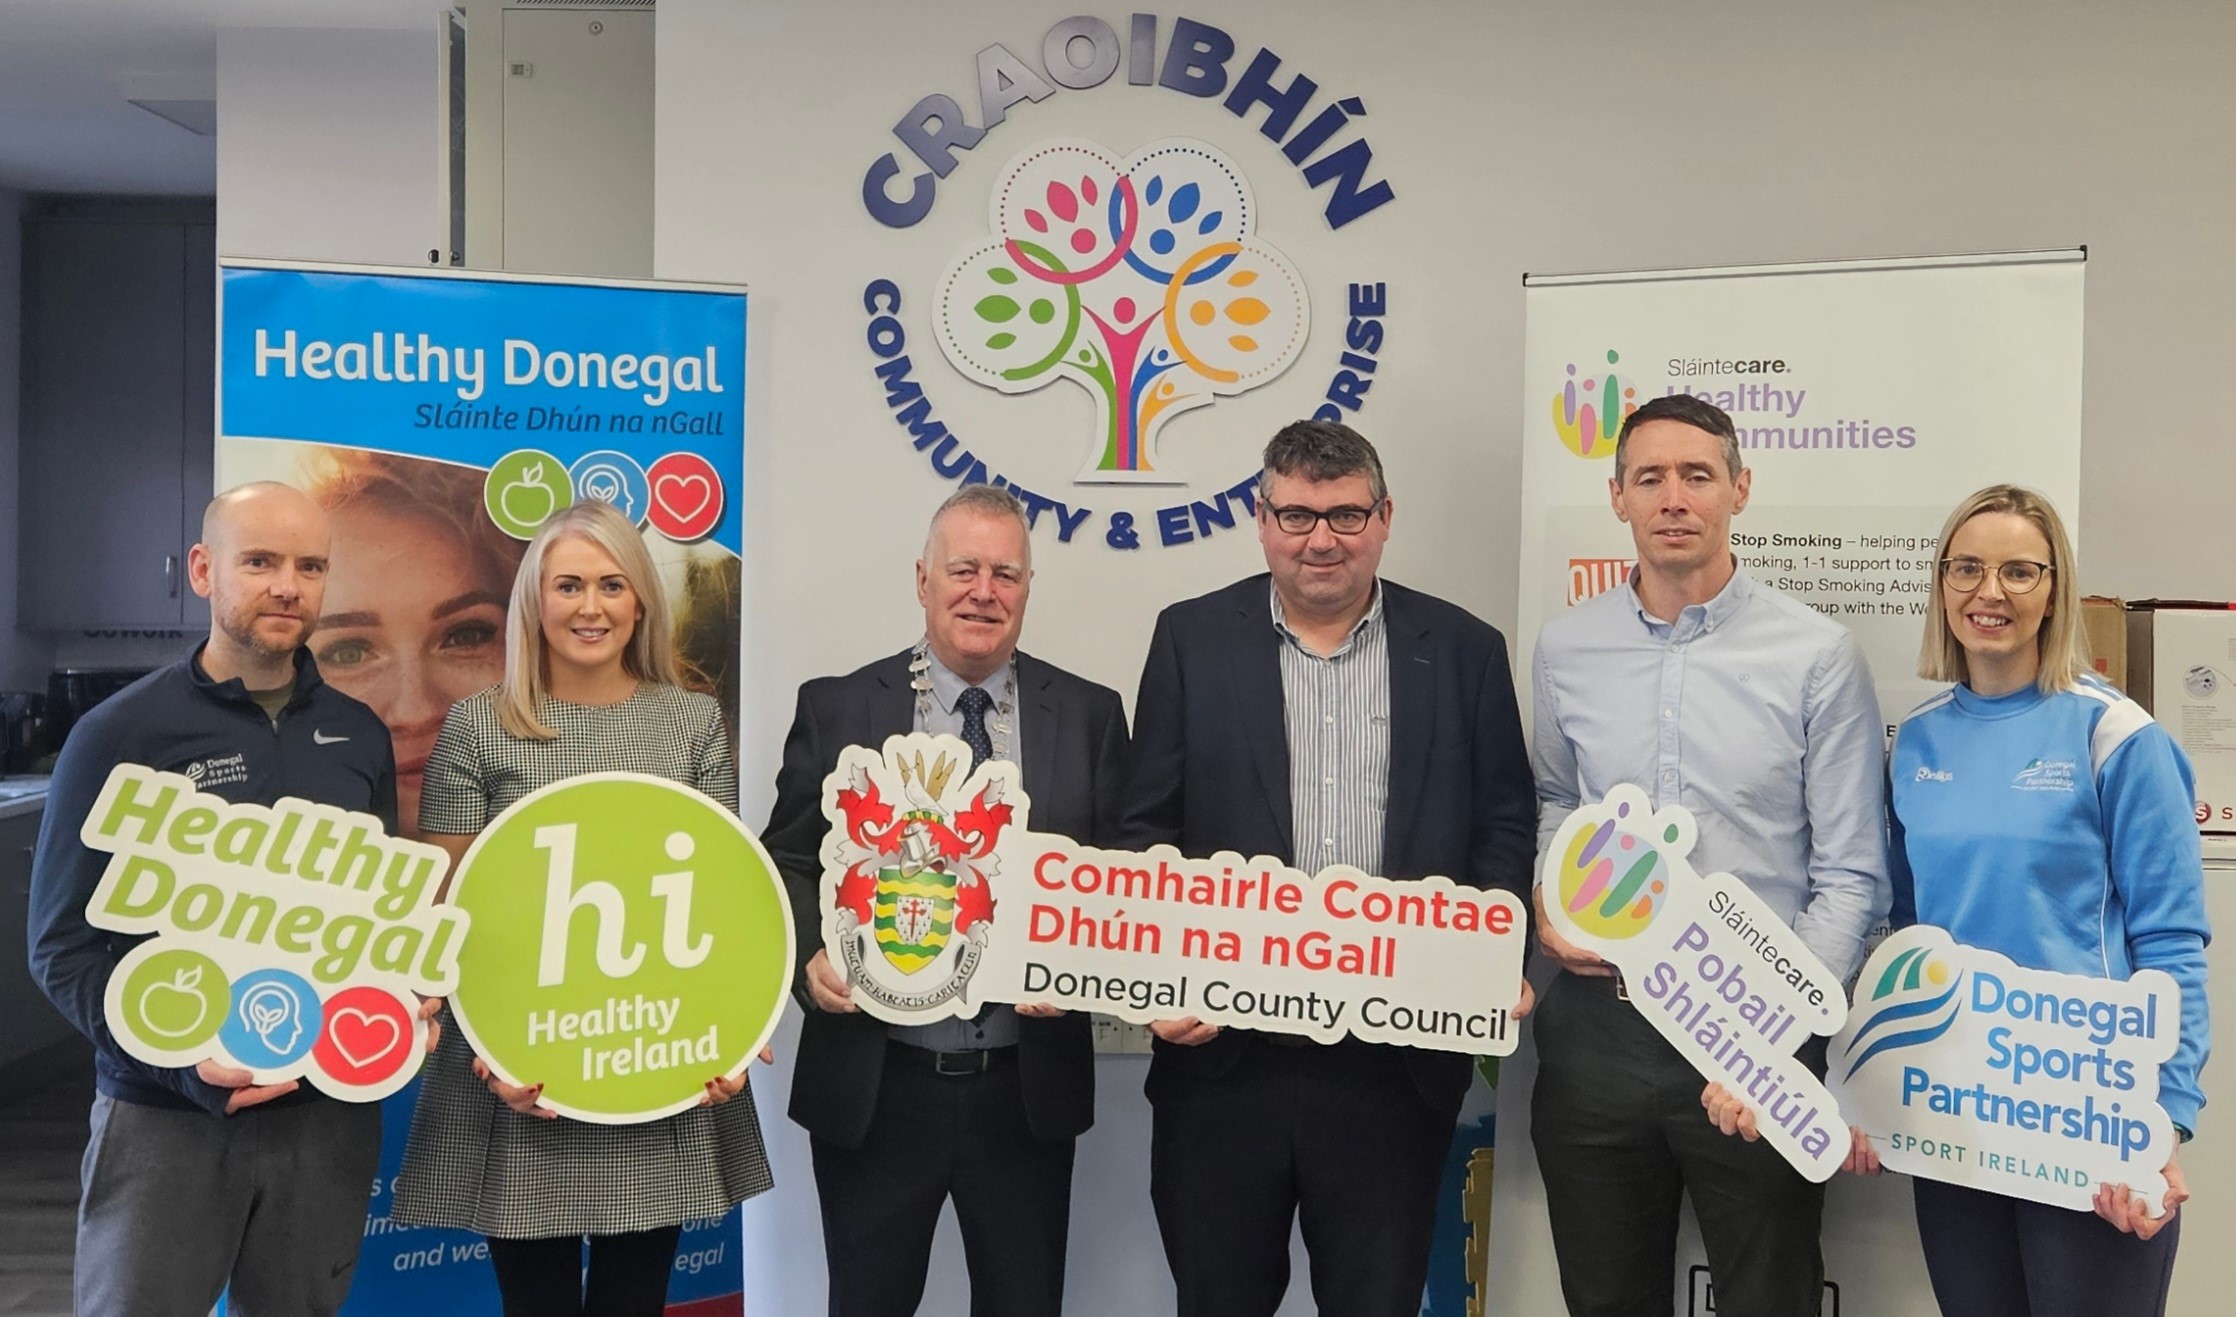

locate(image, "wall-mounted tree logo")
(935, 138), (1310, 485)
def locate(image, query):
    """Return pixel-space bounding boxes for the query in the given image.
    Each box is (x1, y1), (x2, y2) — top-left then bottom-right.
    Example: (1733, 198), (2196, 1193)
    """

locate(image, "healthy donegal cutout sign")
(445, 773), (792, 1123)
(80, 763), (462, 1102)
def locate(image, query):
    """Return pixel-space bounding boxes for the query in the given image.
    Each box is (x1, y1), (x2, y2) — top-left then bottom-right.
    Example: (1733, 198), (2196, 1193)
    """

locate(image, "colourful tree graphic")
(935, 138), (1310, 484)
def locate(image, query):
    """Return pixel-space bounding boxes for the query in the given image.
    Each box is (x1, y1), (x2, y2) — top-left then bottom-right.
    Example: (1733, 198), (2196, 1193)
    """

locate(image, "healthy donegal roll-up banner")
(1492, 250), (2086, 1315)
(216, 260), (752, 1316)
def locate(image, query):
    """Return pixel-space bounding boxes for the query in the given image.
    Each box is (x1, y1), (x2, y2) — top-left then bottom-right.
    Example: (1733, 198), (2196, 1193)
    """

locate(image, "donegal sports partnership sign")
(81, 764), (459, 1101)
(1540, 785), (1849, 1179)
(857, 14), (1396, 552)
(444, 774), (793, 1123)
(819, 735), (1527, 1051)
(1829, 925), (2182, 1214)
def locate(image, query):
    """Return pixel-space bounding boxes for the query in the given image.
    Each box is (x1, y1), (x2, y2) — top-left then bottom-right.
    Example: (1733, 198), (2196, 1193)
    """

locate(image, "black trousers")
(810, 1045), (1075, 1317)
(1913, 1178), (2180, 1316)
(1530, 971), (1827, 1317)
(1149, 1038), (1454, 1317)
(484, 1225), (681, 1317)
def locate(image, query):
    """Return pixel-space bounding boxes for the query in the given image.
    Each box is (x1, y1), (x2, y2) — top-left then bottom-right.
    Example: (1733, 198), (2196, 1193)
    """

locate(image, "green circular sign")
(483, 448), (574, 539)
(446, 773), (793, 1122)
(116, 946), (228, 1056)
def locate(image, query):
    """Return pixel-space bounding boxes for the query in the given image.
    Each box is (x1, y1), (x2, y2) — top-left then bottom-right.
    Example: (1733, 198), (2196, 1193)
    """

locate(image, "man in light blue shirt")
(1528, 394), (1888, 1317)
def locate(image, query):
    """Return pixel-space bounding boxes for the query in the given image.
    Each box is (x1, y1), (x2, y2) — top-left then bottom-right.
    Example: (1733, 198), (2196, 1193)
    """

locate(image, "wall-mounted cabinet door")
(19, 219), (204, 630)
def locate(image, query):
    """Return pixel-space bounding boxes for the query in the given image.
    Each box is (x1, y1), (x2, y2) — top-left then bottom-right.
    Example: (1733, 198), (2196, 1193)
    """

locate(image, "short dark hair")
(1258, 419), (1388, 504)
(1613, 394), (1743, 483)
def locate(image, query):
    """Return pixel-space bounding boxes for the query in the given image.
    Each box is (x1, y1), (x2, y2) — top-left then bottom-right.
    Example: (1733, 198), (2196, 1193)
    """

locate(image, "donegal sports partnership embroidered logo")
(935, 139), (1308, 484)
(823, 742), (1014, 1014)
(1837, 942), (1963, 1080)
(1551, 350), (1638, 460)
(2012, 758), (2077, 792)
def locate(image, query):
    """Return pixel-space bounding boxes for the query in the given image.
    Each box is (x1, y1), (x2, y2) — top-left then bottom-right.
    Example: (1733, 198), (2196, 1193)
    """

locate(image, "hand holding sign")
(1539, 785), (1850, 1180)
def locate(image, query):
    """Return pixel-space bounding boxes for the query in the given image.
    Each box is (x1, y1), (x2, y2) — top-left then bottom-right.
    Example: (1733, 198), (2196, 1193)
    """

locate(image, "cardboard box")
(2081, 596), (2127, 689)
(2126, 601), (2236, 836)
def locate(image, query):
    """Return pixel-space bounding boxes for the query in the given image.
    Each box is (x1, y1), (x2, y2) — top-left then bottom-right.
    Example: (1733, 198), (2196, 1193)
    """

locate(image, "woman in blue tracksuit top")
(1883, 484), (2209, 1317)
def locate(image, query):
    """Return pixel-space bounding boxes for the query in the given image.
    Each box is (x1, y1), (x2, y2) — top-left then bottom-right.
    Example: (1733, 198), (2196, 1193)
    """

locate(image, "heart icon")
(654, 472), (711, 521)
(644, 453), (724, 542)
(329, 1007), (403, 1069)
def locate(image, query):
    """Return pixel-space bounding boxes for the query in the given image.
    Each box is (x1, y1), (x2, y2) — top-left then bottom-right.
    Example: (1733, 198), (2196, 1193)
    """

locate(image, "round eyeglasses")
(1938, 558), (2053, 594)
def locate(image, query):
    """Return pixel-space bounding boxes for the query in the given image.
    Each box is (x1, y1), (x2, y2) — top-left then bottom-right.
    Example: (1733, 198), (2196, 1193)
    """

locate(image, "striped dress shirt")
(1272, 582), (1391, 876)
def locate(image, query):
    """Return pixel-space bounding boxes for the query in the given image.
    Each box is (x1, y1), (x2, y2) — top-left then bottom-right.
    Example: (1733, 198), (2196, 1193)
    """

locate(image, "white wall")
(215, 26), (439, 266)
(654, 0), (2236, 1313)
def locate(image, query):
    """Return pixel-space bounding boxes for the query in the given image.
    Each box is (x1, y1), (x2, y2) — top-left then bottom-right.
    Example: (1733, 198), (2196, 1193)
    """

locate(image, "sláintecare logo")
(859, 14), (1396, 552)
(1550, 349), (1637, 461)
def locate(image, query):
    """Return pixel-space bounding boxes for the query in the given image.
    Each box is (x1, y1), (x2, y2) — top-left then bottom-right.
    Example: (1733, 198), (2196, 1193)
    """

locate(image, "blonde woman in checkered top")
(391, 501), (773, 1316)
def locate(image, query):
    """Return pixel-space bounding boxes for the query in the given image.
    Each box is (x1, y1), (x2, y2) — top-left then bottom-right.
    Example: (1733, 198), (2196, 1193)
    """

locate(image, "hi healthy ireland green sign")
(444, 772), (793, 1123)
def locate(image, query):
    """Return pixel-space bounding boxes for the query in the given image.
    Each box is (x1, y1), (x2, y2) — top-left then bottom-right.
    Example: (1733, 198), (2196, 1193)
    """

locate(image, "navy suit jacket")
(763, 647), (1129, 1147)
(1117, 574), (1536, 1114)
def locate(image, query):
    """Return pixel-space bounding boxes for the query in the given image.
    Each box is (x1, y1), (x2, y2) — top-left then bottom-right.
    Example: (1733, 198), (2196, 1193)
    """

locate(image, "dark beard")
(220, 610), (307, 660)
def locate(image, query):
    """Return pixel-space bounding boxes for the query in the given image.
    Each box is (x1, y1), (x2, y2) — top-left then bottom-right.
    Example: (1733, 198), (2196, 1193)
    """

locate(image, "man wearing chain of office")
(764, 484), (1131, 1316)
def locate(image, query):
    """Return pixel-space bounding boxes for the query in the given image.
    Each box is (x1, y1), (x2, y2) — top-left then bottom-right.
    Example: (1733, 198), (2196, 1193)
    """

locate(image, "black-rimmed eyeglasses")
(1267, 504), (1379, 536)
(1939, 558), (2053, 594)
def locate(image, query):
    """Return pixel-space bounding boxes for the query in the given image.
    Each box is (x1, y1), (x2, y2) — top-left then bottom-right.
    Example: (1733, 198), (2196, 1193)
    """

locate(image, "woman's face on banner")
(314, 505), (509, 837)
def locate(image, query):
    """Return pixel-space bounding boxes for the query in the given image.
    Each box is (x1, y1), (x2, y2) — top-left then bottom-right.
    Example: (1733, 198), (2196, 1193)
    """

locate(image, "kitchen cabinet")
(17, 203), (215, 630)
(0, 803), (75, 1076)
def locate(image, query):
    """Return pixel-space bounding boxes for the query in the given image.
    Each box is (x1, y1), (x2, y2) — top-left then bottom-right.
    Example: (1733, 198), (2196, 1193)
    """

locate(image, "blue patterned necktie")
(958, 686), (994, 770)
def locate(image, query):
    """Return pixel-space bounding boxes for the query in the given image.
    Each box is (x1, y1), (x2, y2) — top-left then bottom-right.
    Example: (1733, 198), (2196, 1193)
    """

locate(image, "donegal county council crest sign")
(858, 13), (1397, 553)
(823, 741), (1013, 1016)
(820, 734), (1531, 1048)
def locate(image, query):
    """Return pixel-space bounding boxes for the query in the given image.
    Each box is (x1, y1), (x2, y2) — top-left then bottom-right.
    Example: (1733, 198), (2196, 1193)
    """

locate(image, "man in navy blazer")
(763, 485), (1129, 1317)
(1119, 420), (1537, 1317)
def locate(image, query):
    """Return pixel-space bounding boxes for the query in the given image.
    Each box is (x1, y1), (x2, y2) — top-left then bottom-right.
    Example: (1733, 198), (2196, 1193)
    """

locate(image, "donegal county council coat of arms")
(819, 734), (1023, 1022)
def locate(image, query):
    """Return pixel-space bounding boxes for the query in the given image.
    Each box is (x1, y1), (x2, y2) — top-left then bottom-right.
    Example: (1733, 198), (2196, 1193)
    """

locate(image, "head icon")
(219, 968), (320, 1070)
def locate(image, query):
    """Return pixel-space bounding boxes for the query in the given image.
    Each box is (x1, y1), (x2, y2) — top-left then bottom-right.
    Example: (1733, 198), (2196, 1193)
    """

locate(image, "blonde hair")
(1916, 484), (2087, 693)
(497, 501), (683, 739)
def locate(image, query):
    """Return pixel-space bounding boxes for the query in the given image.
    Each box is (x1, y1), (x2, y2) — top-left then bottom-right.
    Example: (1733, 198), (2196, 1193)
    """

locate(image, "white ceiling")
(0, 0), (445, 195)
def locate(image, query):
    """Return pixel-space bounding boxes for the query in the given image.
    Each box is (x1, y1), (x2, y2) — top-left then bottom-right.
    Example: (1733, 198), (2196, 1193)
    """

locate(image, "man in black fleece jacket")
(28, 482), (401, 1316)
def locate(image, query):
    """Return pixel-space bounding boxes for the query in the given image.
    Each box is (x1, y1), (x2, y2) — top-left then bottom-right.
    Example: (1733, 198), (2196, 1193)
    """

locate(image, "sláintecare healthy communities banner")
(1493, 250), (2086, 1316)
(216, 260), (749, 1317)
(1514, 250), (2085, 734)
